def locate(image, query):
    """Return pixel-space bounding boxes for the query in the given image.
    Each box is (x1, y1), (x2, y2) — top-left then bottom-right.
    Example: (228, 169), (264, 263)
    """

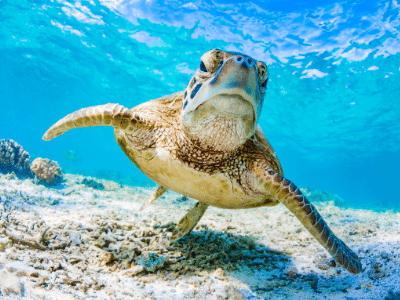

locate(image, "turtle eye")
(199, 61), (208, 72)
(256, 61), (268, 89)
(261, 79), (268, 88)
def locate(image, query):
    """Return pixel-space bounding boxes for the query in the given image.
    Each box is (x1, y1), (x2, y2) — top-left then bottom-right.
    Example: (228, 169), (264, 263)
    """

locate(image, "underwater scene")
(0, 0), (400, 299)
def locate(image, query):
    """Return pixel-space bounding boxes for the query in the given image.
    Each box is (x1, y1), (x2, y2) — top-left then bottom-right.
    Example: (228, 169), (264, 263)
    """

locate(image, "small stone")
(0, 271), (22, 296)
(326, 269), (336, 276)
(29, 271), (40, 278)
(80, 282), (89, 292)
(0, 242), (7, 251)
(186, 276), (202, 288)
(69, 256), (82, 264)
(15, 270), (28, 277)
(315, 259), (330, 271)
(93, 282), (105, 290)
(47, 261), (62, 272)
(5, 267), (17, 273)
(286, 267), (297, 279)
(360, 282), (372, 289)
(121, 265), (145, 276)
(122, 260), (131, 269)
(100, 251), (115, 264)
(132, 265), (145, 275)
(223, 286), (245, 300)
(212, 268), (225, 280)
(69, 232), (81, 245)
(35, 276), (48, 287)
(184, 290), (196, 298)
(109, 264), (117, 272)
(369, 261), (386, 280)
(6, 246), (16, 253)
(197, 271), (209, 277)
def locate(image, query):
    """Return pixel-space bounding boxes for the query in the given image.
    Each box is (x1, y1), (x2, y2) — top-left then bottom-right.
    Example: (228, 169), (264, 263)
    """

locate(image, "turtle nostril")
(237, 56), (243, 62)
(247, 58), (253, 65)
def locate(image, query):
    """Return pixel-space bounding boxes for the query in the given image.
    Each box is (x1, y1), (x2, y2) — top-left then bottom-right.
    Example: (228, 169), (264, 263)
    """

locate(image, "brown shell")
(115, 92), (283, 209)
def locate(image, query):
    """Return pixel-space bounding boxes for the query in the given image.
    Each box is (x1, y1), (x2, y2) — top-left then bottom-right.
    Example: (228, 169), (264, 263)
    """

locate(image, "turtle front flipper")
(259, 170), (362, 274)
(42, 104), (139, 140)
(140, 185), (168, 211)
(171, 202), (209, 240)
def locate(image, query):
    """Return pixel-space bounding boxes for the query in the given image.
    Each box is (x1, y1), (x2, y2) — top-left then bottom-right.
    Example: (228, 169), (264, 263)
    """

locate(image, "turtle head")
(181, 49), (268, 152)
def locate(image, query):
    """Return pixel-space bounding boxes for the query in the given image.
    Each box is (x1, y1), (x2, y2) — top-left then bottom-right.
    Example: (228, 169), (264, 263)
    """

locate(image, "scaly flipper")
(140, 185), (168, 211)
(171, 202), (209, 240)
(259, 170), (362, 274)
(42, 103), (140, 141)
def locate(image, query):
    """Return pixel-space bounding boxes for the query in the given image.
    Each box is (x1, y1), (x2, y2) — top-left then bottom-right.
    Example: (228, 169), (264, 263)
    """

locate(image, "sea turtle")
(43, 49), (362, 274)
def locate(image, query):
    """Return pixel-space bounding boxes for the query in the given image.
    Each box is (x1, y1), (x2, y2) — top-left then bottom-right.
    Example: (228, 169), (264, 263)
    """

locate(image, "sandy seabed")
(0, 173), (399, 300)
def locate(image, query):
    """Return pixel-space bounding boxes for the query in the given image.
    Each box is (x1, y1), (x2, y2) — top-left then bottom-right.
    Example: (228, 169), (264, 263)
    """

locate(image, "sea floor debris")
(0, 173), (399, 299)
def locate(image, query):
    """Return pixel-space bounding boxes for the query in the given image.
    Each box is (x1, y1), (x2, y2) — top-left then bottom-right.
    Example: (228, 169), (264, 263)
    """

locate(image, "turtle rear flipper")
(260, 170), (362, 274)
(171, 202), (209, 240)
(140, 185), (168, 211)
(42, 103), (140, 141)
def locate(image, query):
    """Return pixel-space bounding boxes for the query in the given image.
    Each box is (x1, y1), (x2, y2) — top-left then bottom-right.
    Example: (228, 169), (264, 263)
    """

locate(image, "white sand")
(0, 173), (399, 300)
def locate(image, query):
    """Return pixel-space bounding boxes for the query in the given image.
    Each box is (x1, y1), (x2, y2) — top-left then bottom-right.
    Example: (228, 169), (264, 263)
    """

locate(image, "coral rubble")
(30, 157), (63, 184)
(1, 174), (400, 299)
(384, 290), (400, 300)
(81, 178), (105, 190)
(0, 139), (32, 177)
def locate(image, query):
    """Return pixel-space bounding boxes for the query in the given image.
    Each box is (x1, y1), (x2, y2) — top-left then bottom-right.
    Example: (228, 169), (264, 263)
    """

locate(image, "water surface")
(1, 0), (399, 208)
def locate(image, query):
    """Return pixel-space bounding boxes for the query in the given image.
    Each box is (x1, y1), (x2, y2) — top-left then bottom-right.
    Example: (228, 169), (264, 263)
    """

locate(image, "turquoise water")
(1, 0), (399, 208)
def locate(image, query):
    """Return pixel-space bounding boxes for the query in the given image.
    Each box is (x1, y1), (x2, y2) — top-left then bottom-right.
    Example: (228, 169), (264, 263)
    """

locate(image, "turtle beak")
(183, 55), (262, 124)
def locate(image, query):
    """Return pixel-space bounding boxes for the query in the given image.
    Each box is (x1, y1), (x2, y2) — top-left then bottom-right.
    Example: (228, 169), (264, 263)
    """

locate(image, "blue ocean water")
(0, 0), (399, 208)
